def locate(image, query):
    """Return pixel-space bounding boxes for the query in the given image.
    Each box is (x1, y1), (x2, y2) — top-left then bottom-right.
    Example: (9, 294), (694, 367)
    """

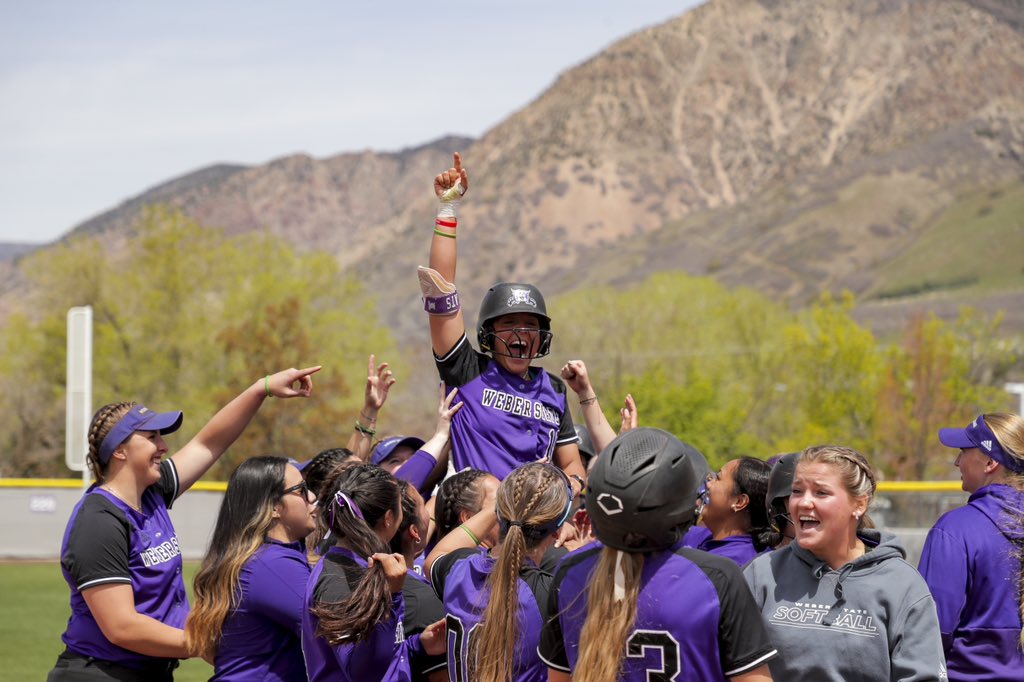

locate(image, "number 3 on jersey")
(626, 629), (681, 682)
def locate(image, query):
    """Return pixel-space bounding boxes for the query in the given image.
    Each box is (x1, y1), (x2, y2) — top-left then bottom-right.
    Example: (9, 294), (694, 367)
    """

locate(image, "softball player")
(540, 428), (777, 682)
(48, 367), (319, 681)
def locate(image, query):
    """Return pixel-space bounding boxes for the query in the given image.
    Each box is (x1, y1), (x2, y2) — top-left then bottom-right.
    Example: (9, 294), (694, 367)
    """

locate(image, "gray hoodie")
(743, 529), (947, 681)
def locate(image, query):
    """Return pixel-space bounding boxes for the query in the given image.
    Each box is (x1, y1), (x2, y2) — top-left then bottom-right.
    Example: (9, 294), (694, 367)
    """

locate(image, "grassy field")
(1, 561), (213, 681)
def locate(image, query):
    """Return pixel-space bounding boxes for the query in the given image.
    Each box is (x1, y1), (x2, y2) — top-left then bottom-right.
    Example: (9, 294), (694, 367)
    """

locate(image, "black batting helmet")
(585, 427), (706, 552)
(766, 452), (799, 534)
(476, 282), (553, 357)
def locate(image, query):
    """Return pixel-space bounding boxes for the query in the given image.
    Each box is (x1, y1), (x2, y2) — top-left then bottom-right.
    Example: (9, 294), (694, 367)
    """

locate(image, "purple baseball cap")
(288, 458), (313, 473)
(371, 436), (426, 466)
(98, 404), (184, 464)
(939, 415), (1024, 474)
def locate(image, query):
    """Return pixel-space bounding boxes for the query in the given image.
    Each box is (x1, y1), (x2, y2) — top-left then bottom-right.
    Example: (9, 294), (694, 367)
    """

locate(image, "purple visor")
(371, 436), (426, 466)
(98, 404), (184, 464)
(939, 415), (1024, 474)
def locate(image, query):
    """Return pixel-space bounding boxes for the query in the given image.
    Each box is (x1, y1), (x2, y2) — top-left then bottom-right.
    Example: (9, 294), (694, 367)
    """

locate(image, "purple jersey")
(683, 525), (767, 567)
(436, 335), (577, 480)
(212, 539), (309, 681)
(540, 541), (777, 680)
(302, 546), (424, 682)
(58, 460), (186, 670)
(402, 570), (448, 680)
(918, 484), (1024, 680)
(430, 547), (551, 682)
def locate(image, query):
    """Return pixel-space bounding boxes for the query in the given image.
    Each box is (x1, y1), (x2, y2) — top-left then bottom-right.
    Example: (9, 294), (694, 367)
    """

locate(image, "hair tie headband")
(331, 490), (365, 529)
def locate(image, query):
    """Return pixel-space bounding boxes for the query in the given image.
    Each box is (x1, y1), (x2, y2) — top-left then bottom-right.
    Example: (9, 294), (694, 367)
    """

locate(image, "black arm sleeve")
(435, 334), (488, 389)
(63, 495), (132, 591)
(538, 562), (571, 672)
(686, 549), (778, 676)
(429, 547), (478, 601)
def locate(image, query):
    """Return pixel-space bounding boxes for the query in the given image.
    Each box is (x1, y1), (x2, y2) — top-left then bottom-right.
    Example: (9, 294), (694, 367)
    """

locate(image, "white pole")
(1005, 383), (1024, 416)
(67, 306), (93, 490)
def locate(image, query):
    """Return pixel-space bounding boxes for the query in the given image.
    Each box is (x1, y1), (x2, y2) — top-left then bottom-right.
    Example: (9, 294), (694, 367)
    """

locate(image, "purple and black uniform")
(431, 547), (552, 682)
(683, 525), (767, 567)
(403, 570), (449, 680)
(55, 460), (185, 677)
(212, 538), (309, 681)
(540, 540), (778, 681)
(918, 483), (1024, 681)
(436, 334), (577, 480)
(302, 546), (425, 682)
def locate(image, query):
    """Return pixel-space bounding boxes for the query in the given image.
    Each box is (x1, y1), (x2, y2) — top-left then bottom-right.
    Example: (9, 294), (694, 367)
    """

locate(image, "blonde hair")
(798, 445), (877, 530)
(983, 412), (1024, 648)
(468, 463), (570, 682)
(185, 457), (286, 660)
(574, 548), (645, 682)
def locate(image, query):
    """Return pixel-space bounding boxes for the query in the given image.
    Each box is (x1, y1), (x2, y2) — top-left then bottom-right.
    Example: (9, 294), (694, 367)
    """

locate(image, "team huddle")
(49, 154), (1024, 682)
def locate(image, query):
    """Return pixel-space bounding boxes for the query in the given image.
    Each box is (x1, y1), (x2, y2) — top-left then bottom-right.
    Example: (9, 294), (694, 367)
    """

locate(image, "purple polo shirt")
(918, 484), (1024, 681)
(58, 460), (186, 670)
(302, 545), (423, 682)
(540, 540), (777, 680)
(212, 538), (309, 681)
(436, 334), (577, 480)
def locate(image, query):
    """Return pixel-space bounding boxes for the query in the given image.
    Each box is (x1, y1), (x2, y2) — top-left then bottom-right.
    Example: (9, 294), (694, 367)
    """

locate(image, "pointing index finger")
(453, 152), (462, 173)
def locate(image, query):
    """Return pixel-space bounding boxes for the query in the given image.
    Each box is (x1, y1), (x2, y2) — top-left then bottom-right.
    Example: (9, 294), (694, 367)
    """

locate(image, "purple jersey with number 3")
(436, 335), (577, 480)
(539, 541), (777, 681)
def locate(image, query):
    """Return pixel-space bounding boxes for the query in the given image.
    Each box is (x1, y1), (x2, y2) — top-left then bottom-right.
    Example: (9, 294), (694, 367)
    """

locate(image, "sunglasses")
(282, 480), (311, 499)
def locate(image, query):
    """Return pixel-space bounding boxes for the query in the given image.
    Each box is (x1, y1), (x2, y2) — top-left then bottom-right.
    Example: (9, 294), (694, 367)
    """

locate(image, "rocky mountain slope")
(10, 0), (1024, 336)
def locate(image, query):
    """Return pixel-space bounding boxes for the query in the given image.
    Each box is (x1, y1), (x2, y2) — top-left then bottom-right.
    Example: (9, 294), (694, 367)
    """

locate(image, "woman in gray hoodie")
(743, 445), (946, 681)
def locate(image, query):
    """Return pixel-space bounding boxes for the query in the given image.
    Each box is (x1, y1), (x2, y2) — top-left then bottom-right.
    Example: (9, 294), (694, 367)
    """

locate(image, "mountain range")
(5, 0), (1023, 338)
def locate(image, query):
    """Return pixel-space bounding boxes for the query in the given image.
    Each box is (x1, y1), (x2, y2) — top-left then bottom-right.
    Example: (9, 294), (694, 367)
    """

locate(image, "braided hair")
(86, 402), (136, 482)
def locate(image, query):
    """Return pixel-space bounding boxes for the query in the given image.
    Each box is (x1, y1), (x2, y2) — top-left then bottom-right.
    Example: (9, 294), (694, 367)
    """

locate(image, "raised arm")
(346, 354), (395, 461)
(171, 366), (320, 491)
(420, 152), (470, 357)
(560, 360), (618, 452)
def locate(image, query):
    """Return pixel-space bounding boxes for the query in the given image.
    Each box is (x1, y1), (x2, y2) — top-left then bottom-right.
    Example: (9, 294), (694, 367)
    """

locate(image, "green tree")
(0, 206), (396, 477)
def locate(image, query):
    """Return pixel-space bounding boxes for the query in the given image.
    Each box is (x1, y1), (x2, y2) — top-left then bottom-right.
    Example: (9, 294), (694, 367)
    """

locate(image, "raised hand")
(363, 354), (395, 412)
(560, 359), (595, 399)
(620, 393), (638, 433)
(434, 152), (469, 200)
(266, 366), (322, 398)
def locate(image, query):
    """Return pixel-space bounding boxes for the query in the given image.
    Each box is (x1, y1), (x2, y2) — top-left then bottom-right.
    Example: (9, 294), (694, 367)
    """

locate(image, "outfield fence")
(0, 479), (968, 566)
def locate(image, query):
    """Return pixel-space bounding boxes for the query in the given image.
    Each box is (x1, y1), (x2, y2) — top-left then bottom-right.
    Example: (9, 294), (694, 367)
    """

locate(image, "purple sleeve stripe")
(723, 649), (777, 676)
(537, 648), (571, 673)
(434, 334), (468, 363)
(78, 575), (132, 590)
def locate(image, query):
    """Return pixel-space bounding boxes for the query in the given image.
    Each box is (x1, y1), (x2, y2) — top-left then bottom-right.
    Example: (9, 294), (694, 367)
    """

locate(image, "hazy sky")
(0, 1), (702, 244)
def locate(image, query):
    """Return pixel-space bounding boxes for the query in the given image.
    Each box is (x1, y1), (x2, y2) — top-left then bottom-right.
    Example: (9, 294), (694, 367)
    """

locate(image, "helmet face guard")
(479, 327), (553, 359)
(476, 282), (552, 358)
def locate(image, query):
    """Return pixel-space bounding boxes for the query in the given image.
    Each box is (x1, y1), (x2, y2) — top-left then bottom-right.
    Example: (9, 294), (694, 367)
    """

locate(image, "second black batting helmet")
(585, 427), (706, 552)
(766, 452), (799, 534)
